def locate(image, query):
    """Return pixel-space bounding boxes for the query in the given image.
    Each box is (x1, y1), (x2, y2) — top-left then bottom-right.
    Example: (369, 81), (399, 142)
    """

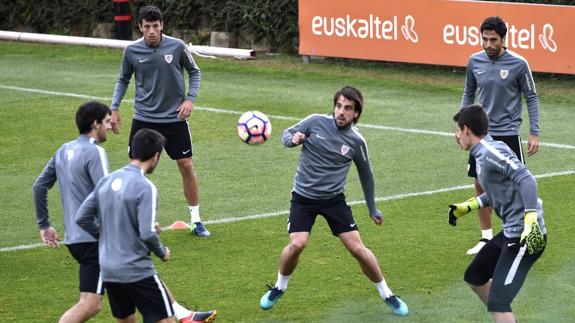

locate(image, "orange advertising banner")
(298, 0), (575, 74)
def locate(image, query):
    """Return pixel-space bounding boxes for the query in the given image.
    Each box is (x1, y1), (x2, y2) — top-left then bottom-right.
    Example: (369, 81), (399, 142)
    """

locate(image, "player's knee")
(348, 245), (370, 260)
(80, 295), (102, 318)
(288, 239), (307, 253)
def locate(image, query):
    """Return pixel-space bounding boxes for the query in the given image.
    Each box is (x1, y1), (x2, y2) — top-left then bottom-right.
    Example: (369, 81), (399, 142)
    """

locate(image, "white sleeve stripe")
(477, 198), (484, 209)
(96, 146), (109, 176)
(480, 139), (519, 170)
(184, 47), (197, 67)
(144, 178), (158, 232)
(507, 50), (537, 93)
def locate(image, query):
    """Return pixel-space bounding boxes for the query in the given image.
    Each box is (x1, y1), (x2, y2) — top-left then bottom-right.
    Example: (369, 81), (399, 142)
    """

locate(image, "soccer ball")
(237, 111), (272, 145)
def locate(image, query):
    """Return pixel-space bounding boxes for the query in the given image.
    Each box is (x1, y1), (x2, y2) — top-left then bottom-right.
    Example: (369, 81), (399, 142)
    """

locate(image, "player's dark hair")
(333, 86), (364, 123)
(131, 128), (166, 162)
(76, 101), (111, 134)
(453, 104), (488, 137)
(480, 16), (507, 39)
(138, 5), (162, 24)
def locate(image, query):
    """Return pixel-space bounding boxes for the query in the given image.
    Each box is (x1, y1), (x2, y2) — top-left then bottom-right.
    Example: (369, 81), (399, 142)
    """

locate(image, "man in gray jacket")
(33, 101), (111, 322)
(449, 105), (546, 323)
(259, 86), (408, 317)
(460, 16), (540, 255)
(76, 129), (216, 323)
(111, 5), (210, 237)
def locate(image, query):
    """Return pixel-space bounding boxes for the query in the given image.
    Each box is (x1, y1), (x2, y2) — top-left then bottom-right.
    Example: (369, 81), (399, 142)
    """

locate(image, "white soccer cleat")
(466, 238), (489, 255)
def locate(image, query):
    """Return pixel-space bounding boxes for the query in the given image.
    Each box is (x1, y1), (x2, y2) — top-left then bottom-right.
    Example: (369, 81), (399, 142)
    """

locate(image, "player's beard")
(334, 113), (352, 129)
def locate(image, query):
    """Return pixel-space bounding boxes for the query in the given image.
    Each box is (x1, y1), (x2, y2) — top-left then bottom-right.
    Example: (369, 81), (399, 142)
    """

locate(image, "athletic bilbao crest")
(341, 144), (350, 156)
(500, 69), (509, 79)
(164, 54), (173, 63)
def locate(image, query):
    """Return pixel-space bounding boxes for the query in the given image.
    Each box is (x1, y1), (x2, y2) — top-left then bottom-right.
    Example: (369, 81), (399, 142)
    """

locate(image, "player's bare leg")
(339, 231), (382, 282)
(492, 312), (516, 323)
(339, 231), (408, 316)
(469, 281), (490, 306)
(177, 158), (210, 237)
(59, 292), (101, 323)
(260, 232), (309, 310)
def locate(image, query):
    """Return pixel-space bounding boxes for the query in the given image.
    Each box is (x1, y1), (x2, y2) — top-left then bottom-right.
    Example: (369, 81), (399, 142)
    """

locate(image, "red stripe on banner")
(114, 15), (132, 22)
(113, 0), (129, 3)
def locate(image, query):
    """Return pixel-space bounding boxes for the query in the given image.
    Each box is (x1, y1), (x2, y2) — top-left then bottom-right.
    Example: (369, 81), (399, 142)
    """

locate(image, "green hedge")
(0, 0), (571, 52)
(0, 0), (298, 52)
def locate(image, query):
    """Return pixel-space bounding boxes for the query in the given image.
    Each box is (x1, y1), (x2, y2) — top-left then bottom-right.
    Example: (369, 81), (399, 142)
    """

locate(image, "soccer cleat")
(179, 309), (217, 323)
(191, 222), (211, 237)
(384, 295), (409, 316)
(260, 285), (284, 310)
(466, 238), (489, 255)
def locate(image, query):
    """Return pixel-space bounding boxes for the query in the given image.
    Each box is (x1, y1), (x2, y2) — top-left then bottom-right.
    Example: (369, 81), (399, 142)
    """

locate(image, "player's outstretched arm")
(448, 197), (480, 226)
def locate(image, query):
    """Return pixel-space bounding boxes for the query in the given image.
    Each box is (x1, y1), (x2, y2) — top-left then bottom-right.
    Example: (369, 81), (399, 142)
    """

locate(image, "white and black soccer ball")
(236, 111), (272, 145)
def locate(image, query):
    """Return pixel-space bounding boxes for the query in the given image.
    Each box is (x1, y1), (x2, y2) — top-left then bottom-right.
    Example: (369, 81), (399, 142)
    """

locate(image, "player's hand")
(448, 197), (479, 226)
(111, 110), (121, 134)
(177, 99), (194, 120)
(291, 132), (306, 145)
(40, 227), (61, 248)
(161, 247), (171, 261)
(370, 209), (383, 226)
(154, 222), (162, 235)
(520, 211), (545, 254)
(527, 134), (539, 156)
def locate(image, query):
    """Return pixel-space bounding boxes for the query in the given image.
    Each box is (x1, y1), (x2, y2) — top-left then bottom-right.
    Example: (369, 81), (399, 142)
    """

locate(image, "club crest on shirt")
(164, 54), (173, 64)
(341, 144), (350, 156)
(111, 178), (123, 192)
(500, 69), (509, 79)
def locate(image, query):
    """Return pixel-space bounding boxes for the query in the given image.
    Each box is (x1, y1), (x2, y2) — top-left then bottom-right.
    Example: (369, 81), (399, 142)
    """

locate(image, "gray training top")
(76, 164), (167, 283)
(471, 136), (546, 238)
(33, 135), (109, 245)
(282, 114), (378, 216)
(461, 49), (540, 136)
(111, 35), (201, 123)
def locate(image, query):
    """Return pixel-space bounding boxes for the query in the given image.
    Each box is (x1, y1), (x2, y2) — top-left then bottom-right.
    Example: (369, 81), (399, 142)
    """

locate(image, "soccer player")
(33, 102), (204, 323)
(460, 16), (540, 255)
(33, 101), (111, 322)
(111, 5), (210, 237)
(76, 129), (216, 323)
(259, 86), (408, 316)
(449, 105), (546, 323)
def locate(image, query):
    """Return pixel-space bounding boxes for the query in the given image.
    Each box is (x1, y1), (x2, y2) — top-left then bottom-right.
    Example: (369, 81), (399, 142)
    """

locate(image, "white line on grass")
(3, 170), (572, 253)
(1, 84), (574, 150)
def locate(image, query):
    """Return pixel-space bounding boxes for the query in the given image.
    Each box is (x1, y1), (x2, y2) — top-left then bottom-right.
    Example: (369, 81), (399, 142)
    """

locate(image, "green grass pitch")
(0, 41), (574, 322)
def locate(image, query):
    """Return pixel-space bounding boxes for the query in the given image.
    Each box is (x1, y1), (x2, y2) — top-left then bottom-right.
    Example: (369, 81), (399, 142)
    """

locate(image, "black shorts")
(468, 135), (524, 178)
(288, 192), (358, 236)
(66, 242), (104, 294)
(464, 231), (546, 313)
(129, 119), (193, 160)
(105, 275), (174, 323)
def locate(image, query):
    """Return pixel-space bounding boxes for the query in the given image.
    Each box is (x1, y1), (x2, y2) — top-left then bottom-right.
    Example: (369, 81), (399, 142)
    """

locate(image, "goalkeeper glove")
(520, 211), (545, 254)
(448, 197), (479, 226)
